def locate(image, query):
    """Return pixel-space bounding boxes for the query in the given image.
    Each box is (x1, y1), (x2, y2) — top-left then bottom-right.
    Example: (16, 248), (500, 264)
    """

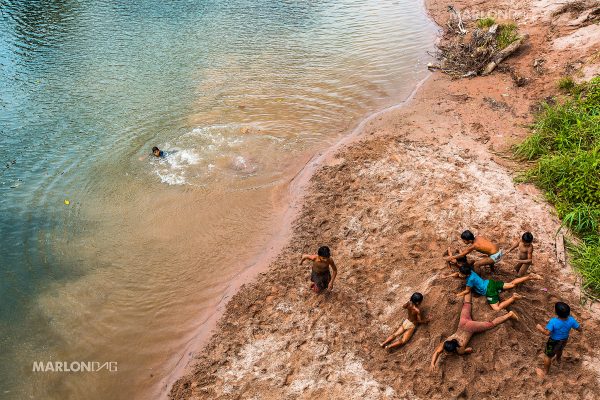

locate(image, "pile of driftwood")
(429, 6), (528, 78)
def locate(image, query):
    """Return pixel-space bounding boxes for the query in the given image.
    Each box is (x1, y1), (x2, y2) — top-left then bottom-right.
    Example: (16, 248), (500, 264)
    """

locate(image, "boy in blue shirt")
(449, 265), (541, 311)
(535, 302), (582, 378)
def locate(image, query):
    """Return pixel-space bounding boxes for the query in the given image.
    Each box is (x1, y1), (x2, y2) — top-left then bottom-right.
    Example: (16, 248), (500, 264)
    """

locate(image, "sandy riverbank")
(168, 0), (600, 398)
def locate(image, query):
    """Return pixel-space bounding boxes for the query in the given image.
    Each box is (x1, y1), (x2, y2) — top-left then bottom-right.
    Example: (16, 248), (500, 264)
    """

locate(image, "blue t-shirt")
(466, 271), (489, 295)
(546, 316), (580, 340)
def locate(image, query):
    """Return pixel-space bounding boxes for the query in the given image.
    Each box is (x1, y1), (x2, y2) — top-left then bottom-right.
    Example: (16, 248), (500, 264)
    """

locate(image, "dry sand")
(169, 0), (600, 398)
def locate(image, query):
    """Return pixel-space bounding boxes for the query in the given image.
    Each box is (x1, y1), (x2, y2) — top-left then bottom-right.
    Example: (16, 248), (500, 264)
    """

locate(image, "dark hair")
(555, 302), (570, 318)
(459, 264), (472, 276)
(152, 146), (159, 152)
(461, 230), (475, 241)
(522, 232), (533, 243)
(410, 292), (423, 305)
(443, 339), (459, 353)
(456, 256), (469, 266)
(317, 246), (331, 258)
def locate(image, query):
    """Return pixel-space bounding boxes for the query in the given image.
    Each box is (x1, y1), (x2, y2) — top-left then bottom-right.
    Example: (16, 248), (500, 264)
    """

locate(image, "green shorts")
(545, 338), (568, 357)
(485, 279), (505, 304)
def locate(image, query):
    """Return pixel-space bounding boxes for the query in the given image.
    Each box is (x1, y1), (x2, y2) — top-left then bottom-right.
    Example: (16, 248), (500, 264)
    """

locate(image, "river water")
(0, 0), (436, 398)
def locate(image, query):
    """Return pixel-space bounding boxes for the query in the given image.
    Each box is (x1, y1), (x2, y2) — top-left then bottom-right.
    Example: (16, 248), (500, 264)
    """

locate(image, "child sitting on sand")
(445, 230), (503, 273)
(507, 232), (534, 277)
(299, 246), (338, 294)
(449, 265), (542, 311)
(430, 291), (518, 372)
(380, 292), (430, 350)
(535, 302), (582, 378)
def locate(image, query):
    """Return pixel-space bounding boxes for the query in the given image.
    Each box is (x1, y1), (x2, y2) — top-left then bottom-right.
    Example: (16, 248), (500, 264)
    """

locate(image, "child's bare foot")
(380, 341), (387, 348)
(529, 273), (543, 280)
(509, 311), (519, 321)
(512, 293), (524, 300)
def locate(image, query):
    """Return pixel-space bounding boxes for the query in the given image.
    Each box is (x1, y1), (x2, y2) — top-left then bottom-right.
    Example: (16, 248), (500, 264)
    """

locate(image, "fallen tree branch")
(481, 34), (529, 76)
(447, 5), (467, 35)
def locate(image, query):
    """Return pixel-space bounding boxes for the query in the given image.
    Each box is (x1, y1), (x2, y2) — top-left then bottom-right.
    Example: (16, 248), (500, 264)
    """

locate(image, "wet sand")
(168, 0), (600, 398)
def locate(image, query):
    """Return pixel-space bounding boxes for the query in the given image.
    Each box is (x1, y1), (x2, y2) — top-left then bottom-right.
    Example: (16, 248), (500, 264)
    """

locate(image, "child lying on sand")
(430, 292), (518, 372)
(380, 292), (430, 350)
(507, 232), (534, 277)
(445, 230), (503, 273)
(449, 265), (542, 311)
(535, 301), (582, 378)
(299, 246), (338, 294)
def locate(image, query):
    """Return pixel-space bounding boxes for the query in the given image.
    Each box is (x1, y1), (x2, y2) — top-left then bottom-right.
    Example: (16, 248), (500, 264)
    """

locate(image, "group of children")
(300, 230), (582, 379)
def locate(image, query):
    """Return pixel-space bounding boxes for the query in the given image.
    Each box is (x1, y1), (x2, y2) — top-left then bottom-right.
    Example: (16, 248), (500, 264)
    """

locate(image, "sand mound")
(170, 130), (600, 399)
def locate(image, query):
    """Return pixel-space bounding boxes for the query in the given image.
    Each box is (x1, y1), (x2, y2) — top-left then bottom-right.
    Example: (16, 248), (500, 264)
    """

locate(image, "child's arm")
(430, 342), (444, 372)
(535, 324), (551, 336)
(442, 271), (461, 279)
(327, 259), (337, 290)
(298, 254), (315, 266)
(402, 301), (410, 309)
(523, 245), (534, 263)
(456, 286), (471, 298)
(507, 239), (520, 254)
(456, 346), (473, 355)
(445, 245), (475, 261)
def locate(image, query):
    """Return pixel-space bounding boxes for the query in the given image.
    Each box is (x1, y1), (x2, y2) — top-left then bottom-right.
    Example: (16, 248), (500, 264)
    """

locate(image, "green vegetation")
(497, 23), (519, 49)
(476, 17), (496, 29)
(516, 77), (600, 294)
(558, 76), (576, 92)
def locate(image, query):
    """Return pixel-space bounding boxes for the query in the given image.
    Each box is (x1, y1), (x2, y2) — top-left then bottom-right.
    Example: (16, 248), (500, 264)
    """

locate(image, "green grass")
(558, 76), (576, 92)
(516, 76), (600, 296)
(477, 17), (496, 29)
(497, 23), (519, 49)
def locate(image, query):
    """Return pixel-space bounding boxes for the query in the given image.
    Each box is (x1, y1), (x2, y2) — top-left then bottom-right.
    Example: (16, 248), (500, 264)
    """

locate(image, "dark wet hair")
(443, 339), (459, 353)
(461, 230), (475, 241)
(317, 246), (331, 258)
(410, 292), (423, 305)
(152, 146), (159, 153)
(555, 302), (570, 318)
(459, 264), (472, 276)
(456, 256), (469, 266)
(522, 232), (534, 243)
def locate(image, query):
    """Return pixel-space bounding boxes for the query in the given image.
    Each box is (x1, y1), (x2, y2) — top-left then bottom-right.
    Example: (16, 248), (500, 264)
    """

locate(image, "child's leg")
(387, 327), (415, 349)
(464, 311), (517, 333)
(517, 263), (530, 277)
(514, 262), (523, 274)
(503, 273), (542, 289)
(489, 293), (523, 311)
(491, 310), (518, 326)
(380, 325), (406, 347)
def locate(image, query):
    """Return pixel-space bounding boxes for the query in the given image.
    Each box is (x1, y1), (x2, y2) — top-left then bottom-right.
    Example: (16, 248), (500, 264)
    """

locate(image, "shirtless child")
(445, 230), (503, 273)
(507, 232), (534, 277)
(430, 292), (518, 371)
(299, 246), (338, 294)
(380, 292), (430, 350)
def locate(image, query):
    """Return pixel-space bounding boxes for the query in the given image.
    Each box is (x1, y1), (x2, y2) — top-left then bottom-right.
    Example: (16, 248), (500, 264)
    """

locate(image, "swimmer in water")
(152, 146), (164, 158)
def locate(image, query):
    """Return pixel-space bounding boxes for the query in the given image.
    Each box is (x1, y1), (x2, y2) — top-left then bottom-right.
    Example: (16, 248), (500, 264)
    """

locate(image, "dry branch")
(481, 34), (529, 76)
